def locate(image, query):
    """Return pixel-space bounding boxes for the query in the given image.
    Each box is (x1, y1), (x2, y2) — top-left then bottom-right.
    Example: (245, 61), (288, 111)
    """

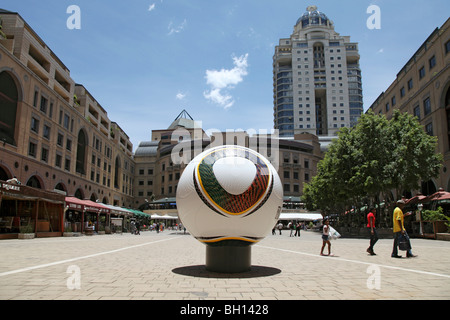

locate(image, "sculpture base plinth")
(206, 244), (251, 273)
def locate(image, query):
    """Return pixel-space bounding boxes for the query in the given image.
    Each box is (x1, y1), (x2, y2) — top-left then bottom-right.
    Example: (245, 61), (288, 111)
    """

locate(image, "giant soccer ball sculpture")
(176, 145), (283, 273)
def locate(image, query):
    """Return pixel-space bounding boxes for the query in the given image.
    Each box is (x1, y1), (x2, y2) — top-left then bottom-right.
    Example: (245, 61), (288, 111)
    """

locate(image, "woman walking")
(320, 218), (333, 256)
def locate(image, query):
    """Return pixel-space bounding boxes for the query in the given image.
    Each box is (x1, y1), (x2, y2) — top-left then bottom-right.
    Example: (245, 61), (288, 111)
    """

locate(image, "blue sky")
(2, 0), (449, 150)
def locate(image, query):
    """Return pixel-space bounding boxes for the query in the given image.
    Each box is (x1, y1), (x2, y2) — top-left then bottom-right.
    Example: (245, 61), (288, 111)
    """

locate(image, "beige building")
(0, 9), (135, 207)
(369, 18), (450, 193)
(134, 111), (323, 209)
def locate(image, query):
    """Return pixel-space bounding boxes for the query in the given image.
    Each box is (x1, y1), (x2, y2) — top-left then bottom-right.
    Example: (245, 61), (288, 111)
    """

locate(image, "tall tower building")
(273, 5), (363, 137)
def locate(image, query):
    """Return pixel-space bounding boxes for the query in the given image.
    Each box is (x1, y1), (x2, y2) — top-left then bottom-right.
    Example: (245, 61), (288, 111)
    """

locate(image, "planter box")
(436, 233), (450, 241)
(63, 232), (81, 237)
(85, 227), (94, 236)
(18, 233), (35, 240)
(422, 220), (448, 239)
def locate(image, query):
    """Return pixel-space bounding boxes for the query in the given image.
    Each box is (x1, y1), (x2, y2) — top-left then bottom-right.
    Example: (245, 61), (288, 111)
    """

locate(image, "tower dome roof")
(296, 5), (331, 28)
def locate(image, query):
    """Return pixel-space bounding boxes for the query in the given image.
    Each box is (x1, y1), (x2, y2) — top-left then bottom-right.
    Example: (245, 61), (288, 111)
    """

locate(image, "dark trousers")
(368, 227), (378, 250)
(392, 231), (413, 256)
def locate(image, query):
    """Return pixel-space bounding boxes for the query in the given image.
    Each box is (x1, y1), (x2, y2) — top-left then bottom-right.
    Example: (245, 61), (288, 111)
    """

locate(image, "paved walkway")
(0, 230), (449, 300)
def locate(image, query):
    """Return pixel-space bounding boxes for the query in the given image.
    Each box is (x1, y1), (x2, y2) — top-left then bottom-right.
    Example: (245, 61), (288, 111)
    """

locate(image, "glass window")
(407, 78), (413, 90)
(40, 96), (48, 113)
(429, 55), (436, 70)
(28, 141), (37, 158)
(43, 124), (50, 139)
(424, 97), (431, 116)
(31, 117), (39, 133)
(414, 106), (421, 119)
(419, 66), (425, 79)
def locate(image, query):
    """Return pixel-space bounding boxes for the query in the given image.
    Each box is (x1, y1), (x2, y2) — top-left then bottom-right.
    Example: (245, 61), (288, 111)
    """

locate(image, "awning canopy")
(151, 214), (178, 220)
(279, 213), (323, 221)
(65, 197), (110, 214)
(127, 208), (151, 218)
(102, 204), (132, 216)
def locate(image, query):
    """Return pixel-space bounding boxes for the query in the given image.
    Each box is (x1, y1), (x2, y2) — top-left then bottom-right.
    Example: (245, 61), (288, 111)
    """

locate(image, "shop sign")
(1, 183), (21, 192)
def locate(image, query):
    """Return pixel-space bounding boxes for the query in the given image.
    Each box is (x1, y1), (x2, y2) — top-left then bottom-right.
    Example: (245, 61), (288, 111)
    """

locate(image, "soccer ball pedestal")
(205, 242), (251, 273)
(176, 145), (283, 275)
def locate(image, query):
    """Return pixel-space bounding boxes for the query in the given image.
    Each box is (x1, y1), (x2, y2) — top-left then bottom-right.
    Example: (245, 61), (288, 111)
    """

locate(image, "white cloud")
(148, 3), (156, 12)
(176, 92), (187, 100)
(377, 48), (384, 54)
(168, 19), (187, 35)
(203, 54), (249, 109)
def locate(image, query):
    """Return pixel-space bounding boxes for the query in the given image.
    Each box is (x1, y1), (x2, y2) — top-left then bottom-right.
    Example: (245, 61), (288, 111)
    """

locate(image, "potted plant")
(422, 207), (450, 239)
(98, 224), (105, 235)
(18, 224), (35, 239)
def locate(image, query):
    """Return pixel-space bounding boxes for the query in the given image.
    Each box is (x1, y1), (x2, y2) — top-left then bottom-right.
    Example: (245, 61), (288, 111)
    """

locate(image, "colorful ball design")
(176, 145), (283, 246)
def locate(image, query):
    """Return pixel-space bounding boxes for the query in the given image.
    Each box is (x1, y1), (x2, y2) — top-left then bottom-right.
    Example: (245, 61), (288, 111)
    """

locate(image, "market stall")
(0, 180), (65, 239)
(64, 197), (110, 234)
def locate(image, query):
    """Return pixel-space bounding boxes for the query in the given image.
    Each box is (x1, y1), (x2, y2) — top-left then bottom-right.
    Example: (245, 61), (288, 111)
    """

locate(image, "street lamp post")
(417, 203), (423, 235)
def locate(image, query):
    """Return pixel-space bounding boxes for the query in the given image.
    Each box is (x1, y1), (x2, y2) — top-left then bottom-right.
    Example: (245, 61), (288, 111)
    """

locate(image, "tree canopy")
(302, 110), (443, 217)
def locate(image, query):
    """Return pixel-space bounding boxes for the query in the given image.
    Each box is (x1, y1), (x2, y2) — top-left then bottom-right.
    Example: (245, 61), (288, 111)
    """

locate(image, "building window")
(424, 97), (431, 116)
(429, 55), (436, 70)
(419, 66), (425, 79)
(445, 40), (450, 54)
(425, 122), (433, 136)
(66, 138), (72, 151)
(43, 124), (51, 140)
(65, 158), (71, 171)
(40, 96), (48, 114)
(63, 113), (70, 130)
(30, 117), (39, 133)
(28, 141), (37, 158)
(55, 153), (62, 168)
(33, 90), (39, 107)
(400, 87), (405, 98)
(57, 132), (64, 146)
(407, 78), (413, 90)
(41, 146), (48, 163)
(391, 96), (396, 106)
(414, 105), (421, 120)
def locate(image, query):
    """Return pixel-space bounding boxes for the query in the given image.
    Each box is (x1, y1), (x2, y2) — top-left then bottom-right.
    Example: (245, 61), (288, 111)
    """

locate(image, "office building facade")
(273, 5), (363, 137)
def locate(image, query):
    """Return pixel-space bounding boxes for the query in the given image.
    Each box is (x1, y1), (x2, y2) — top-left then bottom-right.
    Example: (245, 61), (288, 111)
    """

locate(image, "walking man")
(391, 200), (416, 258)
(366, 208), (378, 255)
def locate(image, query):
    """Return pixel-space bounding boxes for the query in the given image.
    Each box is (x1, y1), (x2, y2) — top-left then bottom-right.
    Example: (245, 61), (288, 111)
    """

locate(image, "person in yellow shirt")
(391, 200), (417, 258)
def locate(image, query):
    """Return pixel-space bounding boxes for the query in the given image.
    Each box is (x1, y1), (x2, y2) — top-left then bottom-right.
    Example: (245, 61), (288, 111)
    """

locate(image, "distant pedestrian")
(366, 208), (378, 255)
(391, 200), (416, 258)
(277, 222), (283, 235)
(289, 221), (294, 237)
(135, 220), (140, 235)
(320, 218), (333, 256)
(294, 221), (301, 237)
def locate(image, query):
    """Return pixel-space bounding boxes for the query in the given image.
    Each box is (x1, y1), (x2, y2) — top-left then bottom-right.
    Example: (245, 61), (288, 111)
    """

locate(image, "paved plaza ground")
(0, 229), (449, 303)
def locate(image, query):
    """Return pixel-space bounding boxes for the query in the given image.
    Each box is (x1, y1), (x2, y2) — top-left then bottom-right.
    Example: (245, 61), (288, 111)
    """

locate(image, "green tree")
(302, 109), (442, 226)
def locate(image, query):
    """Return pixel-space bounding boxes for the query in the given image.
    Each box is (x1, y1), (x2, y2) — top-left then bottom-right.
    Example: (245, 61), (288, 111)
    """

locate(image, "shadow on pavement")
(172, 265), (281, 279)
